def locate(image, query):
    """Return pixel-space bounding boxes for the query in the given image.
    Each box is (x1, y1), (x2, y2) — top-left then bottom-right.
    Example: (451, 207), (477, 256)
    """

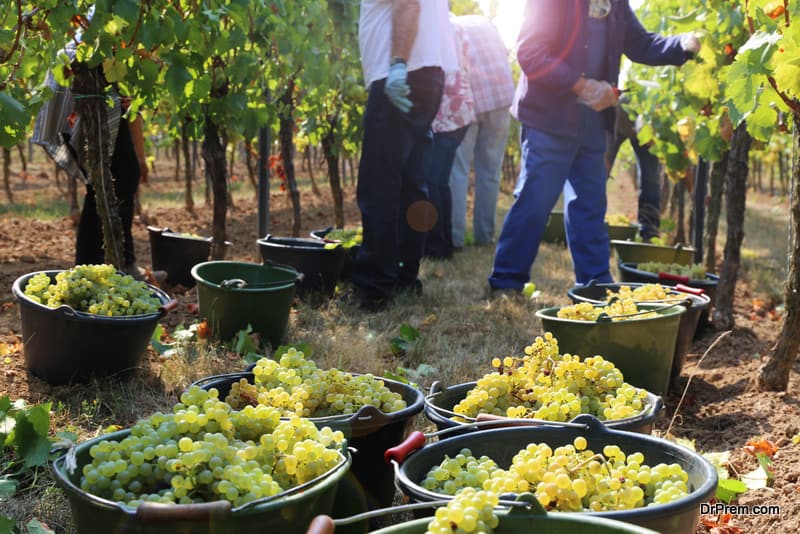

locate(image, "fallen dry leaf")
(744, 438), (778, 458)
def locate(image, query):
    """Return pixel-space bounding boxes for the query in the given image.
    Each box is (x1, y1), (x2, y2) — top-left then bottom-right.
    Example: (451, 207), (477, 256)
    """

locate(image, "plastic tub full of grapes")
(387, 415), (717, 534)
(190, 370), (424, 511)
(536, 302), (685, 397)
(567, 282), (711, 385)
(309, 226), (362, 280)
(423, 381), (663, 436)
(52, 429), (351, 534)
(12, 269), (174, 385)
(617, 262), (719, 331)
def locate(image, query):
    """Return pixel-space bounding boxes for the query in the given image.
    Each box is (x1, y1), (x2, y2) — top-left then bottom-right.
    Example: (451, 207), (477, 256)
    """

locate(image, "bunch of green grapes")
(323, 227), (362, 249)
(453, 333), (649, 422)
(637, 262), (707, 280)
(225, 348), (406, 417)
(556, 298), (657, 321)
(420, 448), (502, 495)
(425, 488), (500, 534)
(481, 437), (690, 512)
(79, 386), (346, 508)
(608, 284), (683, 303)
(605, 213), (633, 226)
(173, 231), (206, 240)
(24, 264), (161, 316)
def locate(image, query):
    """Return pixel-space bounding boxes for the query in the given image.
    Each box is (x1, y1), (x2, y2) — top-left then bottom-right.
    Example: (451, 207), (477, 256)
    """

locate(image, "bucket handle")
(657, 271), (691, 284)
(136, 501), (231, 523)
(261, 257), (306, 286)
(159, 299), (179, 313)
(595, 299), (689, 322)
(675, 283), (705, 296)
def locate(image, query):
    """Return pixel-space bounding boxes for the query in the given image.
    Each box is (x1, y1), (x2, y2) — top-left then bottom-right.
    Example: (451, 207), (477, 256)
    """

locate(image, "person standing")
(352, 0), (457, 309)
(449, 15), (515, 250)
(488, 0), (700, 292)
(605, 107), (662, 241)
(423, 17), (476, 259)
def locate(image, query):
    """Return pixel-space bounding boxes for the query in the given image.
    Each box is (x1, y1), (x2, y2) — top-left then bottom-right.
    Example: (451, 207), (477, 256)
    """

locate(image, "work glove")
(384, 61), (413, 113)
(680, 33), (702, 56)
(576, 78), (618, 112)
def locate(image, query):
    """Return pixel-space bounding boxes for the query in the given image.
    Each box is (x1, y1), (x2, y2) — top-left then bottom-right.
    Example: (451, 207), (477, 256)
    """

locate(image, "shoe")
(396, 279), (423, 297)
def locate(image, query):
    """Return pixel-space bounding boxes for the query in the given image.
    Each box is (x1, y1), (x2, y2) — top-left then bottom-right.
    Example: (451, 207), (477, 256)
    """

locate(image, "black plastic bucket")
(567, 282), (711, 382)
(610, 240), (695, 266)
(52, 429), (350, 534)
(191, 371), (424, 510)
(191, 261), (299, 345)
(309, 227), (361, 280)
(258, 235), (346, 295)
(606, 225), (638, 242)
(617, 262), (718, 332)
(147, 226), (231, 287)
(536, 303), (685, 396)
(12, 271), (171, 385)
(423, 381), (663, 435)
(392, 415), (717, 534)
(541, 211), (566, 245)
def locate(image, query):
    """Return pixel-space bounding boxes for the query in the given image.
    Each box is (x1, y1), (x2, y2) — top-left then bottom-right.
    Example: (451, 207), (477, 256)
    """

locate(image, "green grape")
(637, 262), (707, 280)
(225, 348), (406, 417)
(421, 448), (502, 495)
(78, 386), (346, 508)
(425, 488), (500, 534)
(24, 264), (161, 316)
(453, 333), (650, 423)
(326, 227), (363, 248)
(557, 298), (657, 322)
(605, 213), (633, 226)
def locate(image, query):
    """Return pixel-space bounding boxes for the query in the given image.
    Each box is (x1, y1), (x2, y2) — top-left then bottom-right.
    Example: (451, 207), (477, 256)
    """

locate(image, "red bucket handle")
(307, 515), (336, 534)
(159, 299), (179, 313)
(675, 283), (705, 296)
(658, 272), (690, 284)
(384, 430), (426, 464)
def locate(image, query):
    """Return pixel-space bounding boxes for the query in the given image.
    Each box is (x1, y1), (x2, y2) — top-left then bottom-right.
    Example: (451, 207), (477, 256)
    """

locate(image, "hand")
(680, 32), (701, 54)
(384, 61), (413, 113)
(575, 78), (618, 111)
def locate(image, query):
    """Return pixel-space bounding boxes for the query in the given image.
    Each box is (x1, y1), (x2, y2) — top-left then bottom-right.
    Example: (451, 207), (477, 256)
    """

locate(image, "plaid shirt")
(456, 15), (514, 114)
(31, 39), (122, 184)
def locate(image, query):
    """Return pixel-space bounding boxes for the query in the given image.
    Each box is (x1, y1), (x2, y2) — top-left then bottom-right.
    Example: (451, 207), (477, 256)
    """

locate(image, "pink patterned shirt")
(432, 22), (476, 133)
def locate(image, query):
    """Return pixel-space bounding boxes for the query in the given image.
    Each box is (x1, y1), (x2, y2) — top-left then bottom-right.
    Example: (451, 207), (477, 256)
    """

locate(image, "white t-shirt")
(359, 0), (458, 88)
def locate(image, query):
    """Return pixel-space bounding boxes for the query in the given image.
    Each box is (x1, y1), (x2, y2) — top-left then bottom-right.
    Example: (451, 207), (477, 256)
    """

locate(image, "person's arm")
(391, 0), (420, 62)
(621, 3), (693, 66)
(128, 113), (149, 183)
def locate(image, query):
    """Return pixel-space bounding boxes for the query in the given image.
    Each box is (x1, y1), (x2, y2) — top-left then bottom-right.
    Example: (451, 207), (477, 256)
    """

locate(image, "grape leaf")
(717, 478), (747, 503)
(26, 518), (55, 534)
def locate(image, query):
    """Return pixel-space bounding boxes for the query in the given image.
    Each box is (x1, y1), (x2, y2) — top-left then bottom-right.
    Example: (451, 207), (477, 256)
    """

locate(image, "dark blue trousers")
(424, 126), (469, 259)
(353, 67), (444, 302)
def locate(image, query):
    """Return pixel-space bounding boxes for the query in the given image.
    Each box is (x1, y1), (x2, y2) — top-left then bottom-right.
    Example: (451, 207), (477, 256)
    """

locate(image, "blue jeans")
(489, 107), (611, 288)
(606, 129), (662, 240)
(450, 108), (511, 247)
(424, 126), (469, 258)
(352, 67), (445, 302)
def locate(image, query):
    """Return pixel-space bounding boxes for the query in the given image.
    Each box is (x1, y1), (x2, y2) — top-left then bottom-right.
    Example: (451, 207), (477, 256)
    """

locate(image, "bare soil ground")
(0, 151), (798, 534)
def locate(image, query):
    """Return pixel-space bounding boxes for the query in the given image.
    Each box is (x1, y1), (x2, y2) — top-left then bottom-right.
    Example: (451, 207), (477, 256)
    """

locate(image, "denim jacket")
(511, 0), (690, 136)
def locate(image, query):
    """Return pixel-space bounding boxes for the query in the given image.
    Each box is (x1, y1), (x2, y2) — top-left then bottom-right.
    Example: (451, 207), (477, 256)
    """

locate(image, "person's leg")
(564, 109), (612, 285)
(352, 79), (412, 303)
(630, 136), (661, 240)
(424, 127), (468, 258)
(75, 185), (104, 265)
(449, 123), (478, 249)
(472, 108), (510, 245)
(396, 67), (445, 289)
(110, 119), (141, 267)
(489, 126), (576, 290)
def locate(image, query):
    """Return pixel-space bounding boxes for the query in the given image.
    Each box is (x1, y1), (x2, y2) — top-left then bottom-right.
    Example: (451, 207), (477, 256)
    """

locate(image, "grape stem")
(568, 453), (613, 478)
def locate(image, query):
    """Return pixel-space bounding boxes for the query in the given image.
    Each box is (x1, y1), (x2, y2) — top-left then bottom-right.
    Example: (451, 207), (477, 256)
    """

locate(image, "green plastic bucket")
(611, 241), (695, 266)
(567, 282), (710, 384)
(52, 429), (351, 534)
(392, 415), (717, 534)
(423, 381), (663, 435)
(191, 261), (299, 345)
(535, 303), (685, 396)
(191, 371), (424, 510)
(369, 499), (658, 534)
